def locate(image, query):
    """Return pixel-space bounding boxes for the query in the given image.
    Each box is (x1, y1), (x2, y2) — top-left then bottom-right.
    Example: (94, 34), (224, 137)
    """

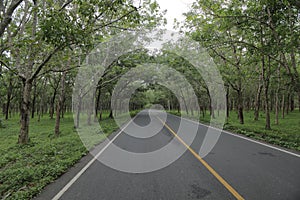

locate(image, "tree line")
(183, 0), (300, 129)
(0, 0), (299, 145)
(0, 0), (164, 144)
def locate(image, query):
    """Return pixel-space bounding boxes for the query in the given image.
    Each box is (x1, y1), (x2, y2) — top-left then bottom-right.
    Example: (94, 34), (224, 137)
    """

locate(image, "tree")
(183, 0), (300, 129)
(1, 0), (165, 143)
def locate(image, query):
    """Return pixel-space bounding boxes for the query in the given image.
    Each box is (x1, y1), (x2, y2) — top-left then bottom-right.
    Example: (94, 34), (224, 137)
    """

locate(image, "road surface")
(35, 110), (300, 200)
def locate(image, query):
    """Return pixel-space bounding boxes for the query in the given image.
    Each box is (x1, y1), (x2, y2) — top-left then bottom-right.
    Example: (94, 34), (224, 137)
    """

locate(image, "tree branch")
(29, 44), (65, 81)
(0, 0), (24, 37)
(95, 8), (138, 31)
(37, 64), (80, 77)
(59, 0), (73, 11)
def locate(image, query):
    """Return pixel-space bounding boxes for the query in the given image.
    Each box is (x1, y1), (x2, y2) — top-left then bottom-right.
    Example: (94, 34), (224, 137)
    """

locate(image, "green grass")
(169, 109), (300, 151)
(223, 110), (300, 151)
(0, 111), (119, 200)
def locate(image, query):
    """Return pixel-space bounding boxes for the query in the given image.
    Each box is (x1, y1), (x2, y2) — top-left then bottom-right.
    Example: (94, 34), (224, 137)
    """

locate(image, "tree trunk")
(290, 94), (294, 111)
(275, 65), (280, 125)
(94, 86), (101, 122)
(281, 94), (285, 119)
(264, 83), (271, 130)
(290, 48), (300, 112)
(17, 0), (37, 144)
(270, 93), (273, 112)
(275, 94), (279, 125)
(18, 80), (32, 144)
(76, 97), (82, 128)
(179, 88), (189, 115)
(38, 109), (41, 122)
(254, 77), (263, 121)
(226, 86), (229, 120)
(87, 92), (94, 126)
(31, 81), (37, 119)
(237, 90), (244, 124)
(263, 56), (271, 130)
(49, 91), (57, 119)
(286, 90), (290, 115)
(109, 109), (113, 119)
(99, 111), (103, 121)
(5, 78), (13, 120)
(61, 103), (65, 118)
(55, 72), (66, 136)
(205, 87), (214, 118)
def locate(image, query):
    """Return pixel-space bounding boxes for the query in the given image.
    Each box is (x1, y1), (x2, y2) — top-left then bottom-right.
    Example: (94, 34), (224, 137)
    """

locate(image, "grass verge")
(168, 110), (300, 151)
(0, 112), (119, 200)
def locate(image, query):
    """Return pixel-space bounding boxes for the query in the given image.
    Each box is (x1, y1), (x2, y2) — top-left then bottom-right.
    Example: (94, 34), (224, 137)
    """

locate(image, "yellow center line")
(156, 117), (244, 200)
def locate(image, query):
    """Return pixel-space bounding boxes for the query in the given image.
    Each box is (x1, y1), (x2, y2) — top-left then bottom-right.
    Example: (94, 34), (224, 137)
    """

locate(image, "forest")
(0, 0), (299, 199)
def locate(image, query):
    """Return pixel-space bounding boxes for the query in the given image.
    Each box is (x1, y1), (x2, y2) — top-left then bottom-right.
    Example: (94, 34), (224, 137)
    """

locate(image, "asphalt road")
(36, 110), (300, 200)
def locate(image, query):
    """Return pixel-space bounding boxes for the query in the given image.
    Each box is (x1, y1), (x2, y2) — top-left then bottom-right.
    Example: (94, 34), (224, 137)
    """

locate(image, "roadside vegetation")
(0, 112), (118, 199)
(169, 110), (300, 151)
(219, 111), (300, 151)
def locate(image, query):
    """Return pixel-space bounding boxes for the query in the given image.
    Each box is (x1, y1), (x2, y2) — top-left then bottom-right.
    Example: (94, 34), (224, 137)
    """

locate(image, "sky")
(132, 0), (196, 50)
(155, 0), (195, 30)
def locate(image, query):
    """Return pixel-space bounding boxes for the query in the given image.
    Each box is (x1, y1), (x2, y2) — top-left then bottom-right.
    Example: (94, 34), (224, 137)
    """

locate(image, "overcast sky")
(156, 0), (195, 30)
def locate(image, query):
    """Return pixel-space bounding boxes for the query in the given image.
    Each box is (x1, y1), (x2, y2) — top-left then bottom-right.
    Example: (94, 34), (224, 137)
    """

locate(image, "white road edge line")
(170, 114), (300, 158)
(52, 116), (137, 200)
